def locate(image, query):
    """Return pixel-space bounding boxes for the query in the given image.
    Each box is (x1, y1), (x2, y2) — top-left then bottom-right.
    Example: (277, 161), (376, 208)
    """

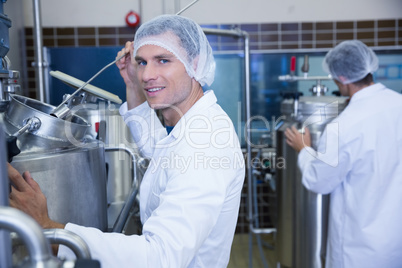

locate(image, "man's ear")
(192, 55), (199, 71)
(338, 75), (348, 84)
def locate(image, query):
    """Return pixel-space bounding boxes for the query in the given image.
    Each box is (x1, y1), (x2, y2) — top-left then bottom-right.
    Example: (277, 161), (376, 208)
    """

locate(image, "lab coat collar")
(168, 90), (217, 139)
(349, 83), (386, 104)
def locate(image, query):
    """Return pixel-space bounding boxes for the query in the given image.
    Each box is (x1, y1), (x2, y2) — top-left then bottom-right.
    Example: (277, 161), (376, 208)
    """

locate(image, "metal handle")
(11, 116), (41, 138)
(11, 228), (92, 260)
(43, 229), (92, 259)
(0, 207), (52, 265)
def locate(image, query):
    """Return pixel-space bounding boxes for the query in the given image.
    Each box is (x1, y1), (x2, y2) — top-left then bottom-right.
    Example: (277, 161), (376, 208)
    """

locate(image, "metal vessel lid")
(5, 94), (90, 143)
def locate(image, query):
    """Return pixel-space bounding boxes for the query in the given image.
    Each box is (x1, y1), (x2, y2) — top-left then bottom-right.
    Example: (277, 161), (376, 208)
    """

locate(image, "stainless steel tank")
(70, 101), (143, 233)
(276, 94), (348, 268)
(2, 94), (108, 231)
(0, 122), (12, 268)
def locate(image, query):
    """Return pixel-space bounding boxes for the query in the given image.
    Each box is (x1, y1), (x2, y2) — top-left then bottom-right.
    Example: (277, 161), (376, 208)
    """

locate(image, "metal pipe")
(242, 32), (255, 236)
(202, 27), (245, 38)
(202, 26), (276, 268)
(112, 185), (139, 233)
(201, 27), (257, 235)
(11, 228), (92, 259)
(32, 0), (46, 102)
(176, 0), (199, 15)
(43, 229), (91, 259)
(138, 0), (143, 24)
(0, 206), (52, 265)
(278, 74), (332, 81)
(106, 146), (139, 198)
(107, 146), (139, 233)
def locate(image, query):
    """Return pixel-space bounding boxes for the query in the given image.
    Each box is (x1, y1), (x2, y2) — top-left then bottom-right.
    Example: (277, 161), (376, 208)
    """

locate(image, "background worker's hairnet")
(133, 14), (216, 87)
(322, 40), (379, 85)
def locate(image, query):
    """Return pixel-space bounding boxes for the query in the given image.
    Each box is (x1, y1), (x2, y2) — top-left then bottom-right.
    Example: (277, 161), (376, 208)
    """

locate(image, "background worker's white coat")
(298, 83), (402, 268)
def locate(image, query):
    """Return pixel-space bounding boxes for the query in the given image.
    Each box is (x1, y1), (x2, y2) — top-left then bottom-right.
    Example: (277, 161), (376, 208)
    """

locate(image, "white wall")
(19, 0), (402, 27)
(3, 0), (401, 95)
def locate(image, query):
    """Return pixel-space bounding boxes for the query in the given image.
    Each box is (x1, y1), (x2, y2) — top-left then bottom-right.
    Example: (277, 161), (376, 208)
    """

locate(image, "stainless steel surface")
(11, 144), (108, 231)
(10, 116), (41, 138)
(0, 69), (21, 101)
(5, 94), (89, 146)
(72, 102), (143, 232)
(3, 94), (108, 231)
(276, 95), (348, 268)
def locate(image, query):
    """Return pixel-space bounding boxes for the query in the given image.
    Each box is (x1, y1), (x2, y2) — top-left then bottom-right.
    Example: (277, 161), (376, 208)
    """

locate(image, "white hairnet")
(322, 40), (379, 85)
(133, 14), (215, 87)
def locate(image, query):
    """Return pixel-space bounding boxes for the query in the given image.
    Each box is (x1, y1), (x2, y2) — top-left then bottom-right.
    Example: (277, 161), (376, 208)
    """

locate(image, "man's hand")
(284, 126), (312, 153)
(116, 41), (146, 109)
(116, 41), (138, 88)
(8, 163), (64, 230)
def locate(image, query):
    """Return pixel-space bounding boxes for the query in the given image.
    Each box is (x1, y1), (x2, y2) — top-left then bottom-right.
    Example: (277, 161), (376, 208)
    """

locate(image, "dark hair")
(353, 73), (373, 87)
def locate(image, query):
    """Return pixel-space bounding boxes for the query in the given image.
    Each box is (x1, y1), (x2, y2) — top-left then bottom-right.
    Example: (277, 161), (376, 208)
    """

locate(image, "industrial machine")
(1, 122), (102, 268)
(4, 93), (109, 229)
(0, 0), (20, 107)
(275, 56), (348, 268)
(0, 1), (143, 266)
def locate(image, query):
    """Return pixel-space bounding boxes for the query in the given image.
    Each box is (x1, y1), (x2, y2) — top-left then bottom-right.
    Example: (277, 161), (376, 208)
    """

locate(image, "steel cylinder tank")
(2, 94), (108, 231)
(0, 122), (12, 268)
(71, 101), (144, 233)
(276, 94), (348, 268)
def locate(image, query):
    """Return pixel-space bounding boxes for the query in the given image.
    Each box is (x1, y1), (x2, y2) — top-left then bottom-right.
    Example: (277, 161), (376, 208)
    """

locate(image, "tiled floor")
(228, 233), (277, 268)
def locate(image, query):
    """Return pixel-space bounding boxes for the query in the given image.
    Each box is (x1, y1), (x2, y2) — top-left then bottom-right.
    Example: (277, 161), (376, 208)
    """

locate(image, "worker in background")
(8, 14), (245, 268)
(284, 40), (402, 267)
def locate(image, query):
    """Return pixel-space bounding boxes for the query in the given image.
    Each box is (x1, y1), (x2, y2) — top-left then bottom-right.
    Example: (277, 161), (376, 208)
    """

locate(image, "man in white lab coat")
(8, 14), (245, 268)
(284, 40), (402, 268)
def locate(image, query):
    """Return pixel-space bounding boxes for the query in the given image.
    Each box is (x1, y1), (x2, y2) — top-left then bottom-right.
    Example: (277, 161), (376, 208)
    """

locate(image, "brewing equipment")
(276, 56), (348, 268)
(0, 122), (12, 268)
(48, 70), (143, 233)
(0, 206), (91, 268)
(3, 94), (108, 231)
(0, 0), (142, 266)
(71, 101), (143, 233)
(1, 121), (102, 267)
(0, 0), (21, 107)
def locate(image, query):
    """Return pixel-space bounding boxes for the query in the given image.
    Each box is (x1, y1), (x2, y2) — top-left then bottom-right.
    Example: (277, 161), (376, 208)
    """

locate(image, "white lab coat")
(59, 90), (245, 268)
(298, 83), (402, 268)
